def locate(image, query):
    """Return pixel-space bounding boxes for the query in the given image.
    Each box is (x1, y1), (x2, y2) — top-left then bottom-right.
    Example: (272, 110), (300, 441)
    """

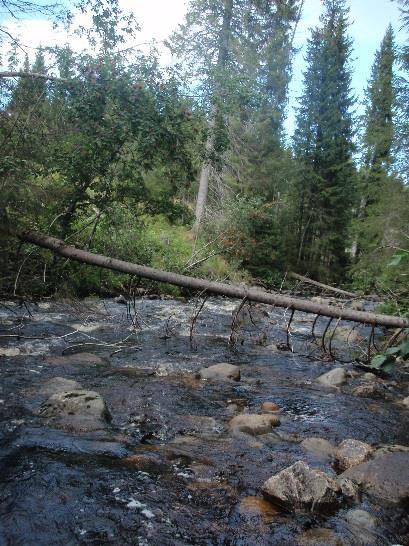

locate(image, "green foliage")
(205, 195), (286, 281)
(369, 329), (409, 372)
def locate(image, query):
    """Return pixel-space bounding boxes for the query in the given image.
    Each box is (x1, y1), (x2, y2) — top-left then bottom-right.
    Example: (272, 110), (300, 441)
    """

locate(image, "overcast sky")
(0, 0), (405, 135)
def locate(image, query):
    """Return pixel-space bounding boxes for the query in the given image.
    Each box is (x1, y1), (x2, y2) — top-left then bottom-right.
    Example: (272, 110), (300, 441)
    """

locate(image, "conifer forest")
(0, 0), (407, 307)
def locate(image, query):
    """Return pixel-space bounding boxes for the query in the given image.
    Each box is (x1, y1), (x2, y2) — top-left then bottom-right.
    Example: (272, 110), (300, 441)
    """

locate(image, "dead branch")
(18, 230), (409, 329)
(0, 71), (74, 83)
(289, 272), (359, 298)
(229, 296), (247, 346)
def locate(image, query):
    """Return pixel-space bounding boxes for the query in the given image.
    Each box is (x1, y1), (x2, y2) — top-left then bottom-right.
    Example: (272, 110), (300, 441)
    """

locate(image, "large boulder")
(198, 363), (240, 381)
(316, 368), (347, 388)
(341, 451), (409, 503)
(335, 439), (373, 471)
(262, 461), (342, 512)
(229, 414), (280, 435)
(39, 389), (111, 431)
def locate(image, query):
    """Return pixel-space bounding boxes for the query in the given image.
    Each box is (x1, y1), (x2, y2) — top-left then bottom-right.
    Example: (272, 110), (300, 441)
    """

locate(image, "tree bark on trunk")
(19, 230), (408, 329)
(193, 120), (214, 232)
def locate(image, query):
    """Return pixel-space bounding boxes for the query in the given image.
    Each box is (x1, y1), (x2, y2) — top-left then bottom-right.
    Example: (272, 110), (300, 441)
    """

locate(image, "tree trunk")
(193, 120), (214, 232)
(193, 0), (234, 232)
(19, 230), (408, 329)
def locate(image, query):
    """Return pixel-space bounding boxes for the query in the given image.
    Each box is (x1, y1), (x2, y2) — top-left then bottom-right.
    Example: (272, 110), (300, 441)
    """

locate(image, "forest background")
(0, 0), (408, 317)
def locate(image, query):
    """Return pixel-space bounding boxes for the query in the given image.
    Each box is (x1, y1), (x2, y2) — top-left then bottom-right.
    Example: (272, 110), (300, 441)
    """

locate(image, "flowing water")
(0, 297), (408, 545)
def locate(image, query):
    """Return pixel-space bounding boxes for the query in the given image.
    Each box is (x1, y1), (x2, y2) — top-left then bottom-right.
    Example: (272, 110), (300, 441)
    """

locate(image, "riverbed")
(0, 297), (408, 545)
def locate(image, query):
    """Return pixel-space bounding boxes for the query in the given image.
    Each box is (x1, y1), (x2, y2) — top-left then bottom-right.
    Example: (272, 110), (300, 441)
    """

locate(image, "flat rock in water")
(238, 496), (280, 522)
(175, 415), (220, 434)
(262, 461), (342, 512)
(330, 326), (361, 343)
(298, 528), (345, 546)
(103, 367), (155, 378)
(300, 437), (335, 460)
(341, 452), (409, 503)
(316, 368), (347, 388)
(45, 353), (107, 367)
(229, 414), (280, 435)
(198, 363), (240, 381)
(335, 439), (373, 471)
(37, 377), (83, 397)
(13, 426), (129, 458)
(39, 389), (111, 431)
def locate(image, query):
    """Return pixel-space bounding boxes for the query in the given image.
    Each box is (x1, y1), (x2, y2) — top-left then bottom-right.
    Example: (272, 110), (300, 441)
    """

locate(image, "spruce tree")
(395, 0), (409, 179)
(292, 0), (355, 281)
(363, 25), (395, 171)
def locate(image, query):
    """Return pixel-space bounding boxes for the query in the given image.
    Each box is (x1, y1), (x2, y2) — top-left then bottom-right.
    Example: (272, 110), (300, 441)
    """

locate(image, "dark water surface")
(0, 297), (408, 545)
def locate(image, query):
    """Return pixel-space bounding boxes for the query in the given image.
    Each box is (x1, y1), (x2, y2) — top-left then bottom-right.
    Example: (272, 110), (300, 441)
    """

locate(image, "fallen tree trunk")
(288, 272), (358, 298)
(19, 230), (409, 329)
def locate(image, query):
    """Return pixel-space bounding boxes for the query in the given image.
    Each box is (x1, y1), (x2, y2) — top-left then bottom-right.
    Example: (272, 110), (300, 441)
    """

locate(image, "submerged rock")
(238, 496), (280, 522)
(341, 451), (409, 503)
(362, 372), (377, 382)
(175, 415), (220, 434)
(14, 426), (129, 458)
(300, 437), (335, 460)
(330, 326), (361, 343)
(198, 363), (240, 381)
(335, 439), (373, 471)
(114, 294), (127, 304)
(260, 402), (280, 413)
(316, 367), (347, 388)
(298, 528), (345, 546)
(45, 353), (107, 367)
(231, 304), (269, 326)
(351, 383), (387, 399)
(261, 461), (342, 512)
(345, 508), (376, 529)
(229, 414), (280, 435)
(0, 347), (20, 357)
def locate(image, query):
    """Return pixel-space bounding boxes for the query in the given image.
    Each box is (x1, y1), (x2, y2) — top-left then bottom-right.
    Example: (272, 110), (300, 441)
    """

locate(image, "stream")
(0, 296), (408, 545)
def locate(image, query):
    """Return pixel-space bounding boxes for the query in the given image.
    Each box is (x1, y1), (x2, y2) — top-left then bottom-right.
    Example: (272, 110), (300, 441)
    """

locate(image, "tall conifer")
(292, 0), (355, 280)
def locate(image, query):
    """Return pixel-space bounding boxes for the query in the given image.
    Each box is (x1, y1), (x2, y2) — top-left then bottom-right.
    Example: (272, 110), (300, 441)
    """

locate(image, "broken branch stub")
(19, 230), (409, 330)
